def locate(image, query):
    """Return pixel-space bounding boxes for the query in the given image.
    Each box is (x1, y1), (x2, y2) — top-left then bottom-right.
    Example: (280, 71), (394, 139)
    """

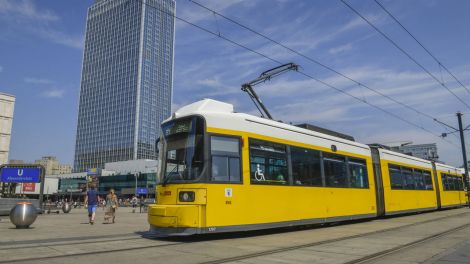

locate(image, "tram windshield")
(161, 116), (205, 184)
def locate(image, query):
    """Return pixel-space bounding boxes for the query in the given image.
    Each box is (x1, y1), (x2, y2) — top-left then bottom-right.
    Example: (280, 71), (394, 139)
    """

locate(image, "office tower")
(74, 0), (175, 172)
(0, 92), (15, 166)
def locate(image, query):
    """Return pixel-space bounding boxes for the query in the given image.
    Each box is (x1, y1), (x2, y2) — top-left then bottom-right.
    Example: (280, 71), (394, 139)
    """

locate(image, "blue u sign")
(0, 168), (41, 183)
(136, 188), (148, 194)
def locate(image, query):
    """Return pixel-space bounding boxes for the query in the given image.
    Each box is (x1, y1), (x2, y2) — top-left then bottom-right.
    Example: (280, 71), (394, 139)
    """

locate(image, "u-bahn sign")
(0, 168), (41, 183)
(136, 188), (148, 195)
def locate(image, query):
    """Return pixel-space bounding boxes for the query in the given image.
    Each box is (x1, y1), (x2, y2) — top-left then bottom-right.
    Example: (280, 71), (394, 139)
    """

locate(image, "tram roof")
(435, 162), (462, 174)
(378, 147), (433, 168)
(169, 99), (371, 154)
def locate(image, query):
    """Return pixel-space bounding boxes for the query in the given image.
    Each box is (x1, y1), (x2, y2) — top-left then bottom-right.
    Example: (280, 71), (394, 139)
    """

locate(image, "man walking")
(84, 183), (98, 225)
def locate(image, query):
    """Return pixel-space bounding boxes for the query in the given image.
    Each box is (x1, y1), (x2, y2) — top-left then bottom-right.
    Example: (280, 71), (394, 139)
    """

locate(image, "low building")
(14, 177), (59, 196)
(54, 159), (159, 199)
(9, 159), (25, 165)
(104, 159), (158, 175)
(0, 92), (15, 166)
(399, 143), (439, 161)
(381, 142), (439, 161)
(34, 156), (72, 175)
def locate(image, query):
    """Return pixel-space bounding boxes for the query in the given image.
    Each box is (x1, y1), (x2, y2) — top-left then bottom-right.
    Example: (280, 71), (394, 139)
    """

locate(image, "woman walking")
(104, 189), (118, 224)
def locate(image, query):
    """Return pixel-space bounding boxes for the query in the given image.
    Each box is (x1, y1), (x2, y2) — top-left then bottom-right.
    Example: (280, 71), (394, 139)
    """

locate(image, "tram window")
(249, 139), (288, 185)
(451, 176), (459, 191)
(324, 153), (348, 188)
(458, 177), (464, 191)
(442, 174), (458, 191)
(413, 170), (425, 190)
(210, 136), (241, 182)
(402, 168), (415, 190)
(447, 175), (456, 190)
(454, 177), (460, 190)
(423, 171), (433, 190)
(212, 156), (229, 181)
(389, 165), (403, 189)
(348, 158), (368, 188)
(442, 174), (450, 191)
(290, 146), (322, 186)
(450, 176), (456, 190)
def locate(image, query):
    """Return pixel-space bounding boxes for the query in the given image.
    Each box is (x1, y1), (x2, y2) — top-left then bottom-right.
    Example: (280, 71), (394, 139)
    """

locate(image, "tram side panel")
(379, 149), (438, 215)
(205, 134), (378, 230)
(435, 164), (467, 208)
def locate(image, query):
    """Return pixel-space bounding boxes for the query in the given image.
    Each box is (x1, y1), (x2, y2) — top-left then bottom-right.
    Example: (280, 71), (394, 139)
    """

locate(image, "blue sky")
(1, 0), (470, 167)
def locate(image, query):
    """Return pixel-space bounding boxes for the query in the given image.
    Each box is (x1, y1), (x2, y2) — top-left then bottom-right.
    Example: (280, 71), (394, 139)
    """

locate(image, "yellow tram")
(148, 99), (468, 236)
(435, 163), (467, 208)
(378, 148), (437, 215)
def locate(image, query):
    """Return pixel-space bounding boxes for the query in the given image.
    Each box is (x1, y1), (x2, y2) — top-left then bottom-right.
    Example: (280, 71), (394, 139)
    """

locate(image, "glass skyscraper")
(74, 0), (175, 172)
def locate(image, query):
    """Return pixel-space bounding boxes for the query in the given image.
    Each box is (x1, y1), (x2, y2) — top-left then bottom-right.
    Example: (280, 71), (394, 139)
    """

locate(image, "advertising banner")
(22, 183), (36, 192)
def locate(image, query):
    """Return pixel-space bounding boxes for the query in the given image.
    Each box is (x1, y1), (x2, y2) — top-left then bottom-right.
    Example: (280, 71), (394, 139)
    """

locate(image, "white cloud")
(177, 0), (244, 29)
(35, 28), (84, 49)
(0, 0), (83, 49)
(197, 77), (222, 88)
(170, 1), (470, 167)
(328, 43), (353, 54)
(0, 0), (59, 21)
(24, 77), (55, 84)
(42, 89), (65, 98)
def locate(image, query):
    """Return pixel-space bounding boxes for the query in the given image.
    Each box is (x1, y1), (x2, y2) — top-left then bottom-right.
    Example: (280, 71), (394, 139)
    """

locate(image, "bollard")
(62, 203), (72, 213)
(9, 202), (38, 229)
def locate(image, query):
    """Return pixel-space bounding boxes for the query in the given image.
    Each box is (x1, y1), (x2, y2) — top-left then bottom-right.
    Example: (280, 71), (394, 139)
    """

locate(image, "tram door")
(370, 147), (385, 217)
(431, 163), (442, 209)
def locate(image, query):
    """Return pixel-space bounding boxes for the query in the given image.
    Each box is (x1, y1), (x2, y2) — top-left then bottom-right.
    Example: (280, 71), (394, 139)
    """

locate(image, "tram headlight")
(179, 191), (195, 202)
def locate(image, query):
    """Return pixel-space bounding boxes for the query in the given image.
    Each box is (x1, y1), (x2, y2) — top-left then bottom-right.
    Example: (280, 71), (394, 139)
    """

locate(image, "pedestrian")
(104, 189), (118, 224)
(84, 183), (98, 225)
(139, 196), (144, 213)
(131, 196), (137, 208)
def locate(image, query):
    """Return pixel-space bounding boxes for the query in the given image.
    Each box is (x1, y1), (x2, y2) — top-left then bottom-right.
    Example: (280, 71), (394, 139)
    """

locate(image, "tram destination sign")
(0, 168), (41, 183)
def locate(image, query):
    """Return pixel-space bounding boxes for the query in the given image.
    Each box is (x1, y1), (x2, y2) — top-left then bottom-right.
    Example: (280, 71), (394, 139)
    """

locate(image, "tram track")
(0, 239), (184, 264)
(343, 222), (470, 264)
(1, 210), (469, 264)
(198, 211), (470, 264)
(0, 232), (139, 247)
(0, 236), (143, 251)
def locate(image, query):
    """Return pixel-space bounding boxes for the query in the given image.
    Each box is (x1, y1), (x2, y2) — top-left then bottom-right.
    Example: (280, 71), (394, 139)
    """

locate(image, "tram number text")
(225, 201), (232, 205)
(208, 227), (217, 232)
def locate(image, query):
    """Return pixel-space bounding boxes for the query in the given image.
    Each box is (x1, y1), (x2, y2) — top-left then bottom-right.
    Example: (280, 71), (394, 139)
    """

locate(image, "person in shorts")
(85, 183), (98, 225)
(105, 189), (118, 224)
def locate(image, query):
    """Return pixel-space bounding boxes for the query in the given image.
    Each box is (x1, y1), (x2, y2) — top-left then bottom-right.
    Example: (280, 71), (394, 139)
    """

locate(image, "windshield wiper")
(162, 164), (179, 186)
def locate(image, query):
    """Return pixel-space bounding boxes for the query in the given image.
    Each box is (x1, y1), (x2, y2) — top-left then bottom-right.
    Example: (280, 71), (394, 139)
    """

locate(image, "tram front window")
(161, 116), (205, 184)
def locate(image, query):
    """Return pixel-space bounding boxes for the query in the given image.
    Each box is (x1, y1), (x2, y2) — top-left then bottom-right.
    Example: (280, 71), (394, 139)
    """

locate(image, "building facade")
(398, 143), (439, 161)
(34, 156), (72, 176)
(0, 92), (15, 166)
(74, 0), (175, 172)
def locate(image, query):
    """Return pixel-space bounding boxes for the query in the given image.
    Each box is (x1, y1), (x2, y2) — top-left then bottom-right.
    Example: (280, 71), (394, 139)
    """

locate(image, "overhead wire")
(374, 0), (470, 96)
(189, 0), (437, 122)
(135, 0), (460, 149)
(187, 0), (469, 137)
(187, 0), (466, 149)
(340, 0), (470, 110)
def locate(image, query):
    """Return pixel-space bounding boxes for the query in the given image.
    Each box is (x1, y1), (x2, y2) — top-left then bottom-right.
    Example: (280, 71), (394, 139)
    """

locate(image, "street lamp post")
(134, 172), (139, 197)
(69, 185), (72, 203)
